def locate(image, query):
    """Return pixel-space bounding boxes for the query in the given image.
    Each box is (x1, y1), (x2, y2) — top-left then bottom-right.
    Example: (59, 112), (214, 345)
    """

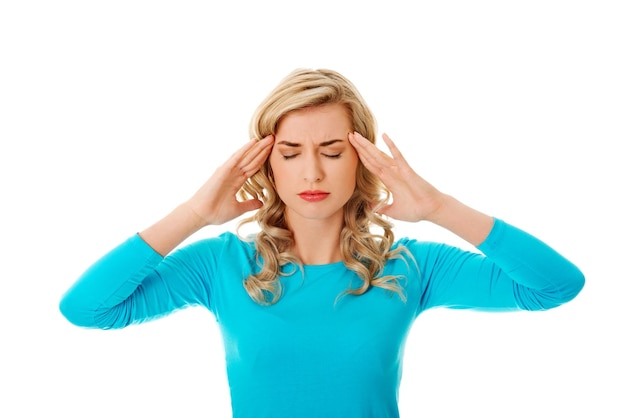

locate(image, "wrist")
(422, 192), (452, 224)
(425, 194), (494, 246)
(181, 200), (211, 228)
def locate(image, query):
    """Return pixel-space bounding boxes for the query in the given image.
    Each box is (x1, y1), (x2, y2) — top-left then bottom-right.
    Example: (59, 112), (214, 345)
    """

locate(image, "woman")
(59, 68), (584, 417)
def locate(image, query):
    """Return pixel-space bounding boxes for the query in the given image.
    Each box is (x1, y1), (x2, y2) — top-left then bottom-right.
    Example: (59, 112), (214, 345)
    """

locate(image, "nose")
(303, 154), (323, 183)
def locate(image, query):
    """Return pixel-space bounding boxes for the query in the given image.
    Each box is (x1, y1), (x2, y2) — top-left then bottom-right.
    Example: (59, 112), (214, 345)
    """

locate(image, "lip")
(298, 190), (330, 202)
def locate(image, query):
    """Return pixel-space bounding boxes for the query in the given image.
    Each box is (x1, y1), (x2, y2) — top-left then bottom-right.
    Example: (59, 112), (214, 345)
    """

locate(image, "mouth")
(298, 190), (330, 202)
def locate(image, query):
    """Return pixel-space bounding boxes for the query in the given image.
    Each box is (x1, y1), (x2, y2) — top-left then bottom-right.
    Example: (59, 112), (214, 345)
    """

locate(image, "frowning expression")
(269, 103), (359, 226)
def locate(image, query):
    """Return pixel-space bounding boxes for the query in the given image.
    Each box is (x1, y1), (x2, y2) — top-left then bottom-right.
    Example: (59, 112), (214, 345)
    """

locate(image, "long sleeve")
(58, 220), (584, 417)
(407, 218), (585, 312)
(59, 233), (218, 329)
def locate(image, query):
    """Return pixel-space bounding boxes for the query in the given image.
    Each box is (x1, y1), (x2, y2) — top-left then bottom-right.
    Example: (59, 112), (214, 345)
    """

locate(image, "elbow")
(59, 291), (130, 330)
(526, 268), (585, 311)
(517, 266), (585, 311)
(549, 267), (586, 309)
(58, 292), (97, 328)
(559, 267), (585, 305)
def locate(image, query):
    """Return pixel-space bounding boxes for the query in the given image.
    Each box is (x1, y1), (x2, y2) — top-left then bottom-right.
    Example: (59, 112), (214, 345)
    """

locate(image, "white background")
(1, 1), (624, 417)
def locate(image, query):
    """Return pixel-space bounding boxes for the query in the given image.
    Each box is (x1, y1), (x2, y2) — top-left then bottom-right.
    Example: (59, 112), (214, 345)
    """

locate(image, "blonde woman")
(59, 68), (584, 417)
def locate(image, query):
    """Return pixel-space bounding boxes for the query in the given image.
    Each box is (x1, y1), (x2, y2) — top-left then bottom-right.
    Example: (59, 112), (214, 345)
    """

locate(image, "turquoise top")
(59, 218), (584, 417)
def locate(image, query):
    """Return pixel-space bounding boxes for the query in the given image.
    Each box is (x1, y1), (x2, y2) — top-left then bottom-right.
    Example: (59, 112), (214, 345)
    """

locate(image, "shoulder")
(392, 236), (446, 257)
(390, 236), (478, 271)
(181, 231), (256, 256)
(165, 232), (257, 272)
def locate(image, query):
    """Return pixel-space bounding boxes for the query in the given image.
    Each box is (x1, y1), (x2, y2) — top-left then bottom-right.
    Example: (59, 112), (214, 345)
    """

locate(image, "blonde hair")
(238, 68), (407, 304)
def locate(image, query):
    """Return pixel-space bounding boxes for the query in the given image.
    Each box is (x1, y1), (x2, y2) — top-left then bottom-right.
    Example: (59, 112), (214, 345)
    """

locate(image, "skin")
(139, 104), (494, 259)
(269, 104), (359, 264)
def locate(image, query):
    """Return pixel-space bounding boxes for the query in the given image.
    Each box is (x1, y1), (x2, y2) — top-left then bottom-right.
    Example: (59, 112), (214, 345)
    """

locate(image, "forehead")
(276, 103), (352, 136)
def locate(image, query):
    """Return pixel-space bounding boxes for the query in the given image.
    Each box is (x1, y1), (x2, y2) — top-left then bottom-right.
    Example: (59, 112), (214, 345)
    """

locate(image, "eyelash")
(282, 153), (342, 160)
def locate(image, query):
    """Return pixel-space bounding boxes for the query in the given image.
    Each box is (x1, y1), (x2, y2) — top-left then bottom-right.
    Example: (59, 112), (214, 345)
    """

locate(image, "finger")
(349, 132), (393, 176)
(226, 137), (260, 166)
(381, 133), (409, 166)
(375, 203), (393, 217)
(229, 135), (274, 179)
(224, 135), (271, 166)
(239, 135), (274, 177)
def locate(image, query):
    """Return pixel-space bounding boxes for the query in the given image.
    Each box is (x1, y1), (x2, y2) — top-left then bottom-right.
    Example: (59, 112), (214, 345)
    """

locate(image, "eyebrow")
(276, 139), (345, 148)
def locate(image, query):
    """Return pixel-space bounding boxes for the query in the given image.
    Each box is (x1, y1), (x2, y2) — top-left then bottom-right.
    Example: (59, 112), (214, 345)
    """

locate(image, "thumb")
(238, 199), (263, 214)
(374, 203), (393, 218)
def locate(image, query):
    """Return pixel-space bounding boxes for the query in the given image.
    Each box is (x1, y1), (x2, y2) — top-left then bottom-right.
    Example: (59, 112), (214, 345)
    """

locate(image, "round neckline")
(302, 260), (345, 270)
(281, 260), (346, 275)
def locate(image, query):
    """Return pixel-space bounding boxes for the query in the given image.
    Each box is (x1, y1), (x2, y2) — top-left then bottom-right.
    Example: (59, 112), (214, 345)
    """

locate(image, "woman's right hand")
(185, 135), (275, 226)
(139, 135), (274, 256)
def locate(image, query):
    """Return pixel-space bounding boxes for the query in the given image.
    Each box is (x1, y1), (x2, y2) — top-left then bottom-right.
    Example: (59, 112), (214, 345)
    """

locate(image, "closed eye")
(282, 153), (341, 160)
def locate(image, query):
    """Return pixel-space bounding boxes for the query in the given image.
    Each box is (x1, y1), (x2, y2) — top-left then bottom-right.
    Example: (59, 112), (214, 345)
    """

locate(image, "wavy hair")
(237, 68), (408, 305)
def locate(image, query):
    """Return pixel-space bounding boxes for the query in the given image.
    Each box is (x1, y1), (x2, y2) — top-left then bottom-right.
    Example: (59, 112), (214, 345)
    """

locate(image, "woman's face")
(269, 103), (359, 227)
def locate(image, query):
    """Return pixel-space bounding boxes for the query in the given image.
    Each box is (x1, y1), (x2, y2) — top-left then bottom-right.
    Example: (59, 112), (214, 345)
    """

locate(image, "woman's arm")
(349, 132), (494, 245)
(349, 132), (584, 309)
(140, 135), (274, 255)
(407, 218), (584, 311)
(58, 233), (230, 328)
(59, 136), (274, 327)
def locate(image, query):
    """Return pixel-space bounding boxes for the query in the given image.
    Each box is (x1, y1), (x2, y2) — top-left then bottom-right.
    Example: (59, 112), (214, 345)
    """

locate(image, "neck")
(286, 212), (344, 265)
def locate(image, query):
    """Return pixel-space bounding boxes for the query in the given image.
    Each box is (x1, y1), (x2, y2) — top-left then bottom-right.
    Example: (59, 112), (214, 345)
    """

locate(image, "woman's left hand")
(348, 131), (444, 223)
